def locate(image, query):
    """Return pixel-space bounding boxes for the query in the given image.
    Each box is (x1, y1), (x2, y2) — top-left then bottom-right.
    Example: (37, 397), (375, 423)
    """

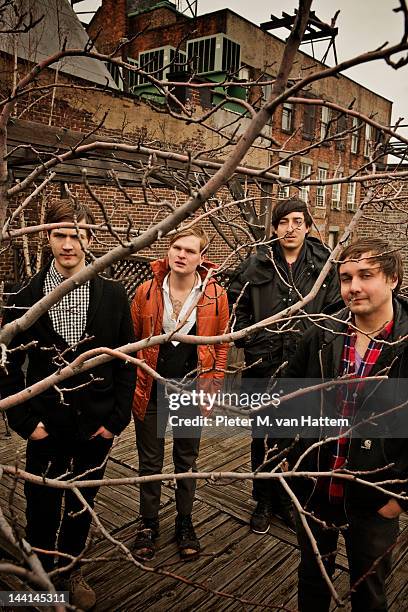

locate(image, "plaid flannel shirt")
(328, 319), (394, 503)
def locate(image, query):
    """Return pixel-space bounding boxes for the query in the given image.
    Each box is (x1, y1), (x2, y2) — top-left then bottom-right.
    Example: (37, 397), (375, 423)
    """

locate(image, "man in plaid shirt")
(278, 238), (408, 612)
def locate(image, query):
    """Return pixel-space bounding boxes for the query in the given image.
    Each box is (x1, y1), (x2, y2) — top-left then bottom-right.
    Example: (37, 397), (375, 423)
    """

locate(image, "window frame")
(347, 182), (357, 210)
(320, 106), (331, 141)
(315, 167), (328, 208)
(331, 173), (342, 210)
(278, 159), (291, 199)
(281, 102), (294, 133)
(299, 162), (312, 203)
(351, 117), (359, 154)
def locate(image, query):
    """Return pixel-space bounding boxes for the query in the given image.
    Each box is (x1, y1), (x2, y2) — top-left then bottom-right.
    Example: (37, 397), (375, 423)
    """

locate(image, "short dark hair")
(339, 238), (403, 294)
(169, 226), (209, 253)
(45, 201), (95, 239)
(271, 197), (313, 230)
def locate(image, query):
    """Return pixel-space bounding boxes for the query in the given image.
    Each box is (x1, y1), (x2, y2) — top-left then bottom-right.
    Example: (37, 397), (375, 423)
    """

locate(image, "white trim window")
(351, 117), (359, 154)
(328, 230), (339, 249)
(278, 160), (291, 199)
(299, 162), (312, 203)
(331, 173), (342, 210)
(347, 182), (357, 210)
(364, 123), (373, 157)
(320, 106), (331, 140)
(315, 167), (327, 207)
(282, 103), (294, 132)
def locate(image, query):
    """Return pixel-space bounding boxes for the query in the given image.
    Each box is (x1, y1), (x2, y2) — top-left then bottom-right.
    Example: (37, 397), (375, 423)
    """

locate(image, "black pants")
(295, 502), (399, 612)
(25, 435), (113, 572)
(135, 400), (201, 519)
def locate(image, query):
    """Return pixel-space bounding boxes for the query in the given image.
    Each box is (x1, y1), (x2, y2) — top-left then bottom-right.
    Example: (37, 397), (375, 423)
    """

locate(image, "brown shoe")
(69, 571), (96, 611)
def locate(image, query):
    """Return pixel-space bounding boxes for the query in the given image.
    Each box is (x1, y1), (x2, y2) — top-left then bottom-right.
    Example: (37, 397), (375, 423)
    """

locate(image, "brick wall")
(87, 0), (127, 55)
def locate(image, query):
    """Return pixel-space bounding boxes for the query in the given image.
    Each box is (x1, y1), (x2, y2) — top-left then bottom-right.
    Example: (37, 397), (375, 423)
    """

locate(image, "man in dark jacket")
(228, 197), (339, 534)
(0, 201), (136, 610)
(280, 237), (408, 611)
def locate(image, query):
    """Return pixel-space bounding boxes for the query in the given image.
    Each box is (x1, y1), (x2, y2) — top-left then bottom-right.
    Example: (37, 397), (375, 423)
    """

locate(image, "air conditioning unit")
(187, 34), (241, 75)
(136, 46), (187, 87)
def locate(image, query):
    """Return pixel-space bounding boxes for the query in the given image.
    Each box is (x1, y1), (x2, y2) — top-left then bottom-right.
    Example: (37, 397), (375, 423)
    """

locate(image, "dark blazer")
(1, 263), (136, 440)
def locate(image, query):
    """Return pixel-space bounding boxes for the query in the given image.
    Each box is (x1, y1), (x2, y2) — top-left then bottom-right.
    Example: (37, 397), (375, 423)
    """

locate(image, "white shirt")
(162, 273), (202, 346)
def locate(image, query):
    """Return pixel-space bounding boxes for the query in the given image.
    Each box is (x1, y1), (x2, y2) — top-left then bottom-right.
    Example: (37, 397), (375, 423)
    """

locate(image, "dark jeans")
(251, 432), (277, 504)
(25, 434), (113, 573)
(295, 501), (399, 612)
(135, 400), (201, 519)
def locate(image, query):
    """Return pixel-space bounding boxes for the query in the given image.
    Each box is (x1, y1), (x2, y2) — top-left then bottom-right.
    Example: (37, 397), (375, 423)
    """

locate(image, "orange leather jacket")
(131, 258), (230, 420)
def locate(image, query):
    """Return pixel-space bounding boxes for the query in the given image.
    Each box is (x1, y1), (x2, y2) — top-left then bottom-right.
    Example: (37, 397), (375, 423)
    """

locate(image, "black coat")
(1, 264), (136, 440)
(228, 236), (340, 374)
(278, 297), (408, 513)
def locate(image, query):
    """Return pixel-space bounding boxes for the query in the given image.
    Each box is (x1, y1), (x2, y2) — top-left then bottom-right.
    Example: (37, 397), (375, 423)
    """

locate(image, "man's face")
(339, 252), (397, 318)
(168, 235), (202, 276)
(48, 225), (90, 277)
(275, 211), (309, 252)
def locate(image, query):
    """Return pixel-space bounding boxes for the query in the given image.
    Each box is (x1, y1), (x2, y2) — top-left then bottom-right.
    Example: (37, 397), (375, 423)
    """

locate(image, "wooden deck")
(1, 419), (408, 611)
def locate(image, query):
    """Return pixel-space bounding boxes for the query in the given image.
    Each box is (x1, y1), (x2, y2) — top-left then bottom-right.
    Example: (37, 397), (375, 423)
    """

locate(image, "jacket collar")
(242, 236), (329, 285)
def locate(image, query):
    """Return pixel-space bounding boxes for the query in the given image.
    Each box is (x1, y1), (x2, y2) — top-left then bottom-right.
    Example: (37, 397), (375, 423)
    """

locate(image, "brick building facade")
(88, 0), (393, 246)
(0, 0), (395, 285)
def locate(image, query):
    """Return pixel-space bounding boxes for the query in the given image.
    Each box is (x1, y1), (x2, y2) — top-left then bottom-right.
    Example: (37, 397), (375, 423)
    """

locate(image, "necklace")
(169, 273), (197, 321)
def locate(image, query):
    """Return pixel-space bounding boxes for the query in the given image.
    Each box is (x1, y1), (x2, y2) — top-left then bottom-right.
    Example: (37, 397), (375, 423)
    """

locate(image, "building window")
(315, 168), (327, 207)
(351, 117), (359, 154)
(364, 123), (373, 157)
(278, 160), (291, 199)
(331, 174), (342, 210)
(303, 103), (316, 140)
(282, 103), (294, 133)
(335, 115), (347, 151)
(328, 230), (339, 249)
(320, 106), (331, 140)
(299, 162), (312, 203)
(262, 74), (273, 101)
(347, 182), (357, 210)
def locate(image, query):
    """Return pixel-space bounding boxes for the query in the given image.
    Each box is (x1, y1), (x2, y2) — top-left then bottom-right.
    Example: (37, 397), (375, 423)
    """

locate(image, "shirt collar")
(162, 272), (202, 294)
(48, 260), (66, 286)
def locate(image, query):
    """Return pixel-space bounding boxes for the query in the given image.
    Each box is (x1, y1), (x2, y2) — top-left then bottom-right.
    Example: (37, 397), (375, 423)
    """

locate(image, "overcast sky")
(75, 0), (408, 134)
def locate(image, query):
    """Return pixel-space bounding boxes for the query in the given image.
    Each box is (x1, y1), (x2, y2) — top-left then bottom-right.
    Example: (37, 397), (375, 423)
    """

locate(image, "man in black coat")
(0, 201), (136, 610)
(278, 237), (408, 611)
(228, 197), (339, 533)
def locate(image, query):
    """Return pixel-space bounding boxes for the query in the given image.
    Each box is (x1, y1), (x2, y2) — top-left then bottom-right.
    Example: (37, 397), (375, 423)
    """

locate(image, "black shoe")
(274, 505), (296, 533)
(133, 518), (159, 560)
(175, 515), (200, 561)
(250, 502), (272, 534)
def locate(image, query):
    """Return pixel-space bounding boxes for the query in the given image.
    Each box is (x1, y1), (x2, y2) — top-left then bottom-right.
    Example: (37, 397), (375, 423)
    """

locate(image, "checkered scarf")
(44, 260), (90, 346)
(328, 319), (394, 503)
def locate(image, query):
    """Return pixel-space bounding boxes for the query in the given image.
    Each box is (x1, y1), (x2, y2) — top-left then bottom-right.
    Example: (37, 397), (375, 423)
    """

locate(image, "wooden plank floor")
(1, 419), (408, 611)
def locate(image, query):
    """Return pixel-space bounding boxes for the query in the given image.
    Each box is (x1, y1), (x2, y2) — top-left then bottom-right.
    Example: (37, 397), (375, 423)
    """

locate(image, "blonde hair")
(169, 227), (209, 253)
